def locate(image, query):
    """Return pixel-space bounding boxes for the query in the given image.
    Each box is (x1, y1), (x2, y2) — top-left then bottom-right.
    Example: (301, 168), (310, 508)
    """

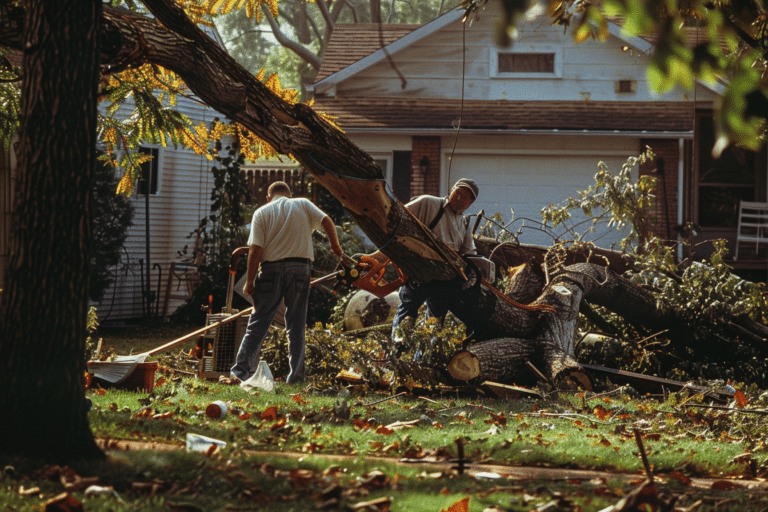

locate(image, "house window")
(696, 113), (766, 228)
(491, 46), (562, 78)
(498, 52), (554, 73)
(137, 146), (159, 195)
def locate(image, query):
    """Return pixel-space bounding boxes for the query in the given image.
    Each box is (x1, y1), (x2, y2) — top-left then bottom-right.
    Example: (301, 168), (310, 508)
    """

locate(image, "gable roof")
(313, 9), (464, 94)
(313, 9), (725, 96)
(313, 97), (696, 135)
(315, 23), (421, 82)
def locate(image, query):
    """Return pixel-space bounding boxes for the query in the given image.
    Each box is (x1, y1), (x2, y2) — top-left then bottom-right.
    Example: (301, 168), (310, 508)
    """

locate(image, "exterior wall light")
(419, 155), (430, 174)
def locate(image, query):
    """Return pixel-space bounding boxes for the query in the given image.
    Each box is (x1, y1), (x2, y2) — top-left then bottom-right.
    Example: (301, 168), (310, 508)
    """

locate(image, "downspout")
(145, 186), (151, 324)
(678, 138), (684, 262)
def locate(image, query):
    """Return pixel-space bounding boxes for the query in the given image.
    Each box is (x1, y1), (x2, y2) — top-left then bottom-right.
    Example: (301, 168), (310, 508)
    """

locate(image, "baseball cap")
(453, 178), (479, 200)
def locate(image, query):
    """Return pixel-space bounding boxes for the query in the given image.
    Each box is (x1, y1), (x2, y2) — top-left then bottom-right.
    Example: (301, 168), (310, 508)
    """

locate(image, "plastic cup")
(205, 400), (228, 419)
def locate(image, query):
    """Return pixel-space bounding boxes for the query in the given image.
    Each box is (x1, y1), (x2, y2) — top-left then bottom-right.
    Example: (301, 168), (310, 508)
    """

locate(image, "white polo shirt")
(247, 196), (327, 262)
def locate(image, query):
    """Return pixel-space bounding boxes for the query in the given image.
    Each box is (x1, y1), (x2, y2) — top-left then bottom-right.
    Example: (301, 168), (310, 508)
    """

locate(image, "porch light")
(419, 155), (430, 174)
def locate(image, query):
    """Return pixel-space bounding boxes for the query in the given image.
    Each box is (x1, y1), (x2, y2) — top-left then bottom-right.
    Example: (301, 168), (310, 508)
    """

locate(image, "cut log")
(447, 337), (592, 390)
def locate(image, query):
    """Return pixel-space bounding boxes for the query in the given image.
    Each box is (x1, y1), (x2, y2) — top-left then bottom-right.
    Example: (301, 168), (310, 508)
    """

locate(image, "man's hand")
(243, 280), (255, 296)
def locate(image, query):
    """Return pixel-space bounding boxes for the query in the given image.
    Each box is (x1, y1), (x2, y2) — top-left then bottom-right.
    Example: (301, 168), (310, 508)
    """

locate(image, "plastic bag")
(186, 433), (227, 452)
(240, 361), (275, 392)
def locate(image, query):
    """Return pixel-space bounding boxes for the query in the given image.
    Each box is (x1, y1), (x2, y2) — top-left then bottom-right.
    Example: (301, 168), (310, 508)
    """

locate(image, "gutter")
(339, 128), (695, 139)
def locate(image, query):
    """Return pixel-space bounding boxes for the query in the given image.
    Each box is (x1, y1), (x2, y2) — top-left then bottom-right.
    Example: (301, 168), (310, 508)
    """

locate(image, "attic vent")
(616, 80), (636, 94)
(498, 52), (555, 73)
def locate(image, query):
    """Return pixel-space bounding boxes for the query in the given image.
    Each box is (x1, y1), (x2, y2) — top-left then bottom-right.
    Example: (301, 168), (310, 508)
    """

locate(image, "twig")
(526, 361), (550, 384)
(683, 403), (768, 415)
(521, 411), (612, 425)
(362, 391), (407, 407)
(633, 428), (654, 481)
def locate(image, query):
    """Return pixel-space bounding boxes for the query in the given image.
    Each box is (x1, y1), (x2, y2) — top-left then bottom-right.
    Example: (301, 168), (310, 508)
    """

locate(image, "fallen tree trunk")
(449, 261), (677, 386)
(475, 237), (635, 279)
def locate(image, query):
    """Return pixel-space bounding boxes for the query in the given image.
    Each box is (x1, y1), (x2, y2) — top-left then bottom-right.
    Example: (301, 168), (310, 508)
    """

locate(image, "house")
(310, 5), (767, 279)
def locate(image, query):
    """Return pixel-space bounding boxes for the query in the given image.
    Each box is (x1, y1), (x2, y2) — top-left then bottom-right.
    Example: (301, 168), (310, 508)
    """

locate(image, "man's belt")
(263, 257), (310, 265)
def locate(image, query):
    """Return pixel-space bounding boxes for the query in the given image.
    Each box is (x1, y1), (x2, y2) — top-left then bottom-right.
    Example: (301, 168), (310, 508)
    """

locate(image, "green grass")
(5, 322), (768, 510)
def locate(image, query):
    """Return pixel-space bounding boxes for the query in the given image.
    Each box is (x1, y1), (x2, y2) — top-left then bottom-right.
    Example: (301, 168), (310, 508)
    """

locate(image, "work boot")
(392, 317), (415, 356)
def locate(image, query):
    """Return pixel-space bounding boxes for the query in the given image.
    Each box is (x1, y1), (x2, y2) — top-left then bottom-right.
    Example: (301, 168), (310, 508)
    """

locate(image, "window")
(137, 146), (159, 195)
(491, 46), (561, 78)
(498, 52), (554, 73)
(696, 113), (766, 228)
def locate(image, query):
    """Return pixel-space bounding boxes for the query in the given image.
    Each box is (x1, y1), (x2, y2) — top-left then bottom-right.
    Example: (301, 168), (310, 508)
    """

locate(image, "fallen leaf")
(442, 496), (469, 512)
(350, 496), (391, 511)
(289, 468), (315, 485)
(261, 405), (278, 421)
(669, 471), (692, 486)
(384, 419), (420, 430)
(43, 492), (83, 512)
(711, 480), (741, 490)
(734, 389), (748, 408)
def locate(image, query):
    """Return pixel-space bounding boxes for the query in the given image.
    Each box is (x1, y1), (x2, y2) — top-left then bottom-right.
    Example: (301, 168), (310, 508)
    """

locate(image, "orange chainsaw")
(335, 254), (408, 298)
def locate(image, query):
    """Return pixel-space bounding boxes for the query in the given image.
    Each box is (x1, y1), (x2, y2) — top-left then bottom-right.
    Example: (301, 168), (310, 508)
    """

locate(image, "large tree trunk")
(0, 0), (104, 460)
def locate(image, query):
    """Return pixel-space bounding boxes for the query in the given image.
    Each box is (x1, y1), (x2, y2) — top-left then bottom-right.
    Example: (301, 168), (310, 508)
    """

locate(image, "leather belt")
(263, 257), (310, 265)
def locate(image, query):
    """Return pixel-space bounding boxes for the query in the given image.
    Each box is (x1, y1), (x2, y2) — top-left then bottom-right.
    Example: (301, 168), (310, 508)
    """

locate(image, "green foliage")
(629, 239), (768, 337)
(0, 84), (19, 151)
(539, 150), (768, 382)
(90, 157), (134, 302)
(84, 306), (100, 364)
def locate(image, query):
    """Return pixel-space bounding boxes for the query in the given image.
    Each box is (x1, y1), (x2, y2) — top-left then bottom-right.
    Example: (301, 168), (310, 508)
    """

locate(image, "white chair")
(735, 200), (768, 260)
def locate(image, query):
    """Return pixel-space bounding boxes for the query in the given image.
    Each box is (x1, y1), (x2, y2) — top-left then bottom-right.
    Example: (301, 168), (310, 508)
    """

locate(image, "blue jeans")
(231, 261), (311, 384)
(391, 282), (448, 339)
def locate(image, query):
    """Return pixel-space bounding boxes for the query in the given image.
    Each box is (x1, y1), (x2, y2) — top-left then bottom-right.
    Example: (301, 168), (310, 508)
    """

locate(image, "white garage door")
(449, 153), (633, 248)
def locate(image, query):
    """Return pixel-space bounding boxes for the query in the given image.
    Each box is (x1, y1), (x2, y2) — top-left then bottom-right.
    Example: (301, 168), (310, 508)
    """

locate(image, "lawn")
(4, 321), (768, 511)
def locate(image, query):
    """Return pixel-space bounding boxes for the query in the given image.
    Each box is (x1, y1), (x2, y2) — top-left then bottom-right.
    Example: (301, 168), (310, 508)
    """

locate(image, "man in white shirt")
(231, 181), (343, 385)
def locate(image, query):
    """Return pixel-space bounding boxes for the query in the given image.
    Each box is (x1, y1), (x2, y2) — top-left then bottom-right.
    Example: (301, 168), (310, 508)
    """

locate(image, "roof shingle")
(314, 24), (420, 82)
(313, 97), (696, 132)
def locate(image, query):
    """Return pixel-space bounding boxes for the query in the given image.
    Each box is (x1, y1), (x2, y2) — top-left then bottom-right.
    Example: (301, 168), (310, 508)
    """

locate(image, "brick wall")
(640, 139), (679, 242)
(412, 136), (441, 197)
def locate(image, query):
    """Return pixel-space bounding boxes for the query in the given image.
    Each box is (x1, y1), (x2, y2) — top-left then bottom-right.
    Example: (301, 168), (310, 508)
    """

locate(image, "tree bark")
(0, 0), (103, 460)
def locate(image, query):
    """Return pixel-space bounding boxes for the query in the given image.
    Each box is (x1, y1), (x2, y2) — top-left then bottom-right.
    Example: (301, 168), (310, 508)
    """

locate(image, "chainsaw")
(226, 247), (407, 299)
(332, 254), (408, 298)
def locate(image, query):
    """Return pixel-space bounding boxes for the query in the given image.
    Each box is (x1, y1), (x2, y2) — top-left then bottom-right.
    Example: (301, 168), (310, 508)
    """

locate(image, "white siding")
(335, 6), (719, 104)
(93, 94), (219, 322)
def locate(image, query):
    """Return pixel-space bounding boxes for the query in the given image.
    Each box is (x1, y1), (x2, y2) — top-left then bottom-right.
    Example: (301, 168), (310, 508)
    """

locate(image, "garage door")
(449, 153), (632, 248)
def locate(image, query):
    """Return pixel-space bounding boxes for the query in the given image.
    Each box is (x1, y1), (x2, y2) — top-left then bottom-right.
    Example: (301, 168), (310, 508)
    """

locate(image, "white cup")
(205, 400), (228, 418)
